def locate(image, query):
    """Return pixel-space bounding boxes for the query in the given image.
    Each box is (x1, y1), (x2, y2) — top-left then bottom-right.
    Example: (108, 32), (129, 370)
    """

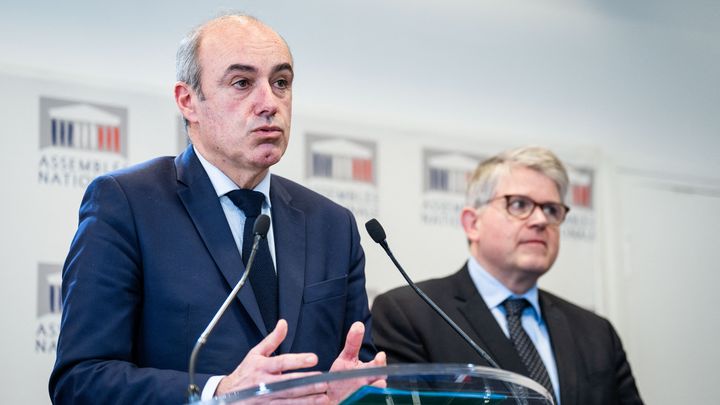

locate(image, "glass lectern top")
(197, 363), (554, 405)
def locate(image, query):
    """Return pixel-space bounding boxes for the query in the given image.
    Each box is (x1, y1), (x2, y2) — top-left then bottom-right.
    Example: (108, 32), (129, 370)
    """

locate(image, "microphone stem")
(379, 241), (501, 369)
(187, 234), (263, 402)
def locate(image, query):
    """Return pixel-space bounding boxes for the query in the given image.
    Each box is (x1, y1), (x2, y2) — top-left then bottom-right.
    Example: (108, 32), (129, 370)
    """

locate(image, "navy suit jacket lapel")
(541, 292), (578, 405)
(454, 265), (529, 375)
(174, 146), (265, 334)
(269, 177), (306, 353)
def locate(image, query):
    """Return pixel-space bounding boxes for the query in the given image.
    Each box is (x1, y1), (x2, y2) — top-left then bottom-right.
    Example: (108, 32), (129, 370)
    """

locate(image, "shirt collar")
(467, 256), (543, 320)
(194, 146), (272, 207)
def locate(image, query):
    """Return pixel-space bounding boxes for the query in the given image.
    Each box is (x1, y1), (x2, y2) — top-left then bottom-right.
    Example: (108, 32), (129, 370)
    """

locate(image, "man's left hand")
(327, 322), (387, 402)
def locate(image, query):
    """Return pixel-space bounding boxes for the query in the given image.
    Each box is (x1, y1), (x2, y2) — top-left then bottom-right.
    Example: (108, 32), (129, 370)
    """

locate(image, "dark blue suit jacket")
(50, 146), (376, 404)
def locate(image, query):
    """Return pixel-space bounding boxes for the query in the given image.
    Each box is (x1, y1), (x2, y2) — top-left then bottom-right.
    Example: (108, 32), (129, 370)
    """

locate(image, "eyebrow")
(273, 63), (294, 76)
(222, 63), (294, 77)
(224, 64), (257, 75)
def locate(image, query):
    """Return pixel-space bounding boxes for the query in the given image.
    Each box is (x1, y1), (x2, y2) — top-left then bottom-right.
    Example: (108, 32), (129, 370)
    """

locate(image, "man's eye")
(274, 78), (290, 89)
(544, 205), (559, 217)
(510, 198), (530, 210)
(232, 79), (250, 89)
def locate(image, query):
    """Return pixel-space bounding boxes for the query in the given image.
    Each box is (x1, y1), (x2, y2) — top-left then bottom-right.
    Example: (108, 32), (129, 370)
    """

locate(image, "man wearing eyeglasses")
(371, 146), (643, 405)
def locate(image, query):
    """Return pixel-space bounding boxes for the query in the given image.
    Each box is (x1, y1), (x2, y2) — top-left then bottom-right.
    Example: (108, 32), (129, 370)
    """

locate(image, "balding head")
(176, 14), (292, 101)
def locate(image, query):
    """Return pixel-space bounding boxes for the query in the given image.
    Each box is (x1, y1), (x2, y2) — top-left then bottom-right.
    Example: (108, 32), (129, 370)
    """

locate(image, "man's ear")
(174, 81), (198, 125)
(460, 207), (481, 242)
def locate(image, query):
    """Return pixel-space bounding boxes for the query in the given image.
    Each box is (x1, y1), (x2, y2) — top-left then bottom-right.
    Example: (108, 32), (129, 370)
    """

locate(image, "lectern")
(195, 363), (554, 404)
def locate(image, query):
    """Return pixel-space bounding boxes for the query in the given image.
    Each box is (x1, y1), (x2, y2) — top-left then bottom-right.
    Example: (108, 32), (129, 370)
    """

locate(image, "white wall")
(2, 1), (719, 403)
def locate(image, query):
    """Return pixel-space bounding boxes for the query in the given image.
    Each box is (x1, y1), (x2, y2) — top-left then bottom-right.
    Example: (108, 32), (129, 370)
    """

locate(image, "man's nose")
(252, 82), (279, 117)
(526, 205), (550, 227)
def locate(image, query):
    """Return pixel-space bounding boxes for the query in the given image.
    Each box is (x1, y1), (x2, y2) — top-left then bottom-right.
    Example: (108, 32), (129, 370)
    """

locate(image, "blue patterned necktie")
(226, 189), (278, 333)
(503, 298), (556, 402)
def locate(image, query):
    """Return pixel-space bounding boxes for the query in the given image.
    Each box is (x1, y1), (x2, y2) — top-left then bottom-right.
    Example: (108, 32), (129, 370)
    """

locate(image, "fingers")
(366, 352), (388, 388)
(248, 319), (318, 373)
(249, 319), (288, 357)
(260, 376), (330, 405)
(263, 352), (319, 374)
(218, 320), (319, 396)
(337, 322), (364, 362)
(271, 371), (323, 381)
(371, 351), (387, 367)
(370, 377), (388, 389)
(217, 356), (319, 396)
(266, 380), (328, 399)
(246, 390), (329, 405)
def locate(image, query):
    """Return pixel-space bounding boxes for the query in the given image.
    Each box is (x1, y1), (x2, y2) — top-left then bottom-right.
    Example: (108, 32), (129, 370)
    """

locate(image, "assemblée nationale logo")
(305, 133), (378, 219)
(38, 97), (128, 188)
(421, 148), (484, 226)
(36, 263), (62, 354)
(563, 165), (595, 241)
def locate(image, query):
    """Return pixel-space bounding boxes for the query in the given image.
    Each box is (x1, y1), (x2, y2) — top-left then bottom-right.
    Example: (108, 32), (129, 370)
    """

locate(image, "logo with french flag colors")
(421, 149), (484, 227)
(561, 165), (595, 241)
(40, 97), (127, 157)
(305, 134), (378, 219)
(423, 150), (483, 194)
(567, 166), (593, 209)
(38, 97), (128, 187)
(307, 135), (375, 185)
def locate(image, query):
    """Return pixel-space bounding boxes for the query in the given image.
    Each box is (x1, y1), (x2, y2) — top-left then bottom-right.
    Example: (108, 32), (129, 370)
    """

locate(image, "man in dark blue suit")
(50, 14), (385, 404)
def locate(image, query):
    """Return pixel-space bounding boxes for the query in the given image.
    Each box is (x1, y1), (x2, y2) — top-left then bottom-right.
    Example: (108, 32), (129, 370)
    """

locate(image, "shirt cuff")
(201, 375), (225, 400)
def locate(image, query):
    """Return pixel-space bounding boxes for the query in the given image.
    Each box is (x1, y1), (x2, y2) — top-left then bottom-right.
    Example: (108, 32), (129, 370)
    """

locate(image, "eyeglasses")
(485, 194), (570, 225)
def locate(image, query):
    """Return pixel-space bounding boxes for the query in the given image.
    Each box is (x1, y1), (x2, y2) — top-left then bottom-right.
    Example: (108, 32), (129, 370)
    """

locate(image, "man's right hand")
(215, 319), (329, 401)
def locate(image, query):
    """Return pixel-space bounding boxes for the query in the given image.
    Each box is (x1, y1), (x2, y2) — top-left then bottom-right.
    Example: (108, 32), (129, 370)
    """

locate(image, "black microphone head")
(253, 214), (271, 237)
(365, 218), (386, 244)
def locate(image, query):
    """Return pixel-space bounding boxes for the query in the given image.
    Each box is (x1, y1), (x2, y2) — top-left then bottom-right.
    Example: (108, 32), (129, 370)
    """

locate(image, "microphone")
(365, 218), (501, 369)
(187, 214), (271, 403)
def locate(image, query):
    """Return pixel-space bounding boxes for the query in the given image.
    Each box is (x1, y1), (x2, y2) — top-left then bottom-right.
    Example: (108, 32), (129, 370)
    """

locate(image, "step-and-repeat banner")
(0, 71), (602, 404)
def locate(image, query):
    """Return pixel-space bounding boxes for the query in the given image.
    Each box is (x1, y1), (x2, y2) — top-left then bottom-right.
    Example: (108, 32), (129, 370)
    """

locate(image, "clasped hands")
(215, 319), (387, 404)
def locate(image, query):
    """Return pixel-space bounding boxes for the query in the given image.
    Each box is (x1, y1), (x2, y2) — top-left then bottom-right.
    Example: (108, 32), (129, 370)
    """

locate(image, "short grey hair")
(466, 146), (569, 208)
(176, 21), (206, 101)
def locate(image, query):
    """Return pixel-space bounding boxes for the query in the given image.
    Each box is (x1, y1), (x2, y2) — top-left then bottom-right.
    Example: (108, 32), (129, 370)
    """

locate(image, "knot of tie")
(226, 189), (265, 218)
(503, 298), (530, 318)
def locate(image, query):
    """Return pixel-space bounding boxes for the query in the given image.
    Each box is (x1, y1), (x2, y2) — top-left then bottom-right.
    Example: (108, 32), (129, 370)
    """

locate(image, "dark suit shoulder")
(84, 156), (176, 198)
(78, 157), (180, 218)
(105, 156), (175, 183)
(417, 269), (469, 295)
(377, 269), (463, 303)
(102, 155), (174, 178)
(372, 266), (495, 365)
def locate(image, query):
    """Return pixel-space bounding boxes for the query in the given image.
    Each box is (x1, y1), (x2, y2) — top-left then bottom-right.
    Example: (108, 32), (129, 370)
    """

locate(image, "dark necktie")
(226, 189), (278, 333)
(503, 298), (556, 402)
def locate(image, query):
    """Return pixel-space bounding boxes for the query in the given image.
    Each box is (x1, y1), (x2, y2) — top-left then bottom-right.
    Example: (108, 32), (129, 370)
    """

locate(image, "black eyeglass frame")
(484, 194), (570, 225)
